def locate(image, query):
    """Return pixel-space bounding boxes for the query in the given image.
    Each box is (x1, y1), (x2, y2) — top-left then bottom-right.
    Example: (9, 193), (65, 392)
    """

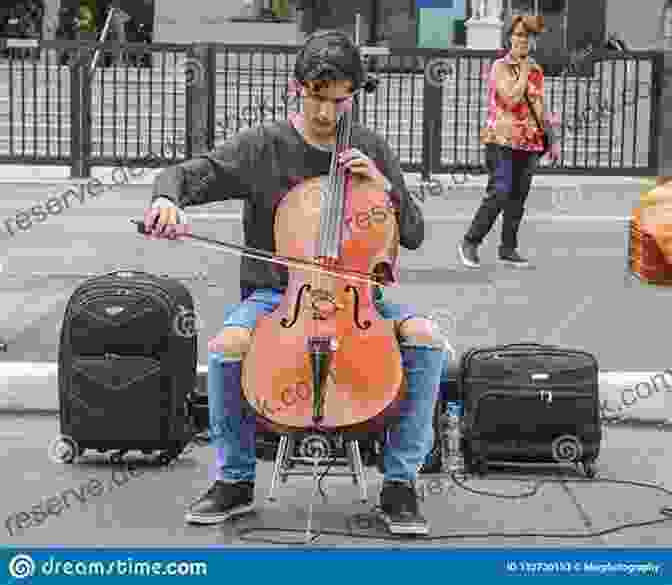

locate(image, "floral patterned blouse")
(481, 52), (545, 152)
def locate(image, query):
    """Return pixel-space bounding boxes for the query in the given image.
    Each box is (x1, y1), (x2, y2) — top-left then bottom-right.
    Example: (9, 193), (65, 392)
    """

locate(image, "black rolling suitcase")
(57, 270), (198, 464)
(458, 343), (601, 477)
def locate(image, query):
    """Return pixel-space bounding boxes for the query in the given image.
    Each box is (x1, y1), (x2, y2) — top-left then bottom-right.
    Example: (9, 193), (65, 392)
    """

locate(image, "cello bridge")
(309, 289), (344, 317)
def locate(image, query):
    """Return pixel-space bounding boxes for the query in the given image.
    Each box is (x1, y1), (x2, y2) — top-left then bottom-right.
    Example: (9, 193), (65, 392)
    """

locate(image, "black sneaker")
(498, 249), (531, 268)
(378, 481), (429, 535)
(458, 240), (481, 268)
(185, 480), (255, 525)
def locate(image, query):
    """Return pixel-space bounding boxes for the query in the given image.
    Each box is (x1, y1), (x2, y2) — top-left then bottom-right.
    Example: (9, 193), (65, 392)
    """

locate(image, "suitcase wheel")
(156, 453), (171, 465)
(109, 450), (127, 464)
(50, 435), (80, 464)
(157, 445), (185, 465)
(581, 459), (597, 478)
(467, 456), (488, 476)
(157, 451), (180, 465)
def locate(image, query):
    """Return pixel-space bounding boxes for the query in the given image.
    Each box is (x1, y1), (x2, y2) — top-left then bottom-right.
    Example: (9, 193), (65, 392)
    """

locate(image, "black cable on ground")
(232, 472), (672, 545)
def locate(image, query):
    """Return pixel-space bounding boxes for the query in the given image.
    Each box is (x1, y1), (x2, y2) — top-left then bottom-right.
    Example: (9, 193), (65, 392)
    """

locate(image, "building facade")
(605, 0), (669, 49)
(27, 0), (667, 51)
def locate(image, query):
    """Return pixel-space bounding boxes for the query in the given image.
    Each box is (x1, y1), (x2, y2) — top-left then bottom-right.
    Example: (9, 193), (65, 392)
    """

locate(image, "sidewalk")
(1, 412), (671, 547)
(0, 177), (670, 422)
(1, 165), (671, 550)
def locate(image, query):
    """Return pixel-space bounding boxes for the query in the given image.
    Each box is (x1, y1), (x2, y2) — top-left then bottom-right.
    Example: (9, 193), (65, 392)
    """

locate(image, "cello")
(132, 76), (407, 436)
(241, 82), (406, 435)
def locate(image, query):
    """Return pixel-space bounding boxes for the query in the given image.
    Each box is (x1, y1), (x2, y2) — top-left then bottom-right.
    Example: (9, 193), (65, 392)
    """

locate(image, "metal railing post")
(69, 44), (93, 178)
(649, 51), (668, 176)
(69, 51), (83, 178)
(422, 59), (444, 181)
(185, 44), (213, 159)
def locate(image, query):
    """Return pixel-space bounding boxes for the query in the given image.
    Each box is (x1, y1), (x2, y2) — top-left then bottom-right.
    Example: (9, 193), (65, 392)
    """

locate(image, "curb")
(0, 363), (670, 424)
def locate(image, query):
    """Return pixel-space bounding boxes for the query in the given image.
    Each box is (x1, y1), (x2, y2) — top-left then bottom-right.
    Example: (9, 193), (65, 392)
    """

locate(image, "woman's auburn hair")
(507, 14), (546, 37)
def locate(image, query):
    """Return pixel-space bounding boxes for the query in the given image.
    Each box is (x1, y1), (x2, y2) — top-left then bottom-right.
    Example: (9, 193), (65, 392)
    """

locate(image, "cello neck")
(318, 105), (354, 260)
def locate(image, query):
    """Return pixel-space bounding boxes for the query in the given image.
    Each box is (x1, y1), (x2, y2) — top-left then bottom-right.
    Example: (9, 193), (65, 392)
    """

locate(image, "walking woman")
(458, 14), (560, 269)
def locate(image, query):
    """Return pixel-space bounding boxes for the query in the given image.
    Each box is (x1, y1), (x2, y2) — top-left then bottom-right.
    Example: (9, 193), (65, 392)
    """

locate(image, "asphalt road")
(0, 176), (669, 371)
(1, 174), (671, 550)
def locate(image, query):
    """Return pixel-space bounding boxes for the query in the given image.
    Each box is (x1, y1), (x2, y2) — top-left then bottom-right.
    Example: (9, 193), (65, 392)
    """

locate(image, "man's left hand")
(338, 148), (387, 191)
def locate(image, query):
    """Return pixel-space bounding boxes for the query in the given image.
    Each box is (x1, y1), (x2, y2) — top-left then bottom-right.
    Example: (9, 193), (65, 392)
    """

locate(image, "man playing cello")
(143, 30), (448, 536)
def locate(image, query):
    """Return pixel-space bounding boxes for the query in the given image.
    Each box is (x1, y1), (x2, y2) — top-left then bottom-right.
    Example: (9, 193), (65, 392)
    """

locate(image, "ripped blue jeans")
(208, 288), (447, 484)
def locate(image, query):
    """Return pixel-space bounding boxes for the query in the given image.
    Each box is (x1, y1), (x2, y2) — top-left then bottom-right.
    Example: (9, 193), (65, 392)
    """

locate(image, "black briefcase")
(458, 343), (601, 477)
(57, 270), (198, 463)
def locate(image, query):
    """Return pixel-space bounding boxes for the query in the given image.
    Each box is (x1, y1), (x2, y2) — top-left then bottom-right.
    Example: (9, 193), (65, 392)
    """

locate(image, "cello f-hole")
(280, 284), (312, 328)
(345, 285), (371, 330)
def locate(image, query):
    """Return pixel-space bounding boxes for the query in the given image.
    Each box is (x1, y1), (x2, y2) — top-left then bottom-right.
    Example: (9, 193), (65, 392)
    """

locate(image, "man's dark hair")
(294, 30), (365, 92)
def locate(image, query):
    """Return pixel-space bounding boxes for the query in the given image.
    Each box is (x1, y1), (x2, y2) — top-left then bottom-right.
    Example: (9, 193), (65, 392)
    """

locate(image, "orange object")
(241, 106), (405, 435)
(628, 179), (672, 285)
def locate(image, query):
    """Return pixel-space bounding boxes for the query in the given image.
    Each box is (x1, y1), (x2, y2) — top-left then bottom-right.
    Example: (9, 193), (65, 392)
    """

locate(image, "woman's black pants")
(464, 144), (539, 253)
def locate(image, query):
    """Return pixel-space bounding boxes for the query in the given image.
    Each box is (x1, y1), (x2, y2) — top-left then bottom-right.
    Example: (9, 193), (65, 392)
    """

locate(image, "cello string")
(339, 102), (353, 249)
(331, 111), (345, 257)
(329, 113), (343, 257)
(334, 105), (351, 256)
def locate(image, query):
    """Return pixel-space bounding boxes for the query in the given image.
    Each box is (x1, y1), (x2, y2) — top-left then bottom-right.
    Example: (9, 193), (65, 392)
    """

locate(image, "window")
(507, 0), (565, 16)
(237, 0), (297, 21)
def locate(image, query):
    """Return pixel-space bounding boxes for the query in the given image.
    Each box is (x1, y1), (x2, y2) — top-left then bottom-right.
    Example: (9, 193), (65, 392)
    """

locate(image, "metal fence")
(0, 39), (663, 177)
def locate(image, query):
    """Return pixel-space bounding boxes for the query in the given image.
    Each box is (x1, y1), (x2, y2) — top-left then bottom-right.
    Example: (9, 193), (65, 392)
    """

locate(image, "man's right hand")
(143, 198), (191, 239)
